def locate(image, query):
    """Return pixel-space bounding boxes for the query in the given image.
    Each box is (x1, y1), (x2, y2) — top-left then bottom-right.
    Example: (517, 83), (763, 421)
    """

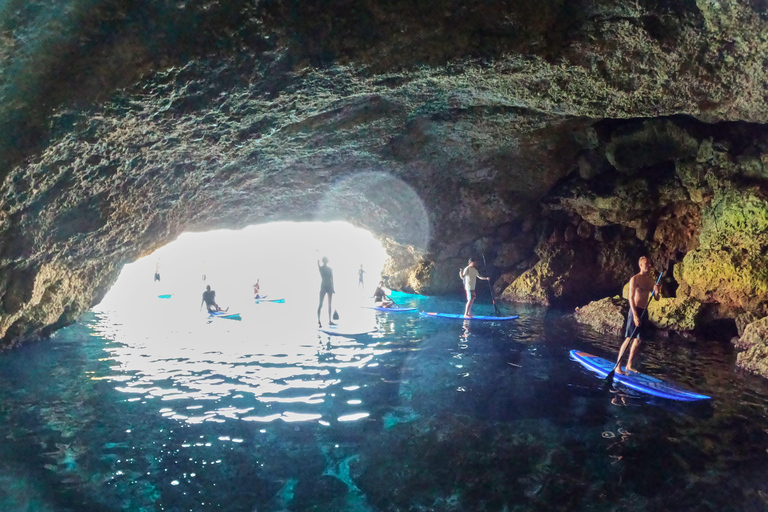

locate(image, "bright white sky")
(99, 221), (389, 314)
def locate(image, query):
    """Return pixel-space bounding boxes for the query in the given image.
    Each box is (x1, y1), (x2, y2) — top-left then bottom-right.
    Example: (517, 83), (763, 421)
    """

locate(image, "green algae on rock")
(647, 296), (703, 332)
(675, 187), (768, 316)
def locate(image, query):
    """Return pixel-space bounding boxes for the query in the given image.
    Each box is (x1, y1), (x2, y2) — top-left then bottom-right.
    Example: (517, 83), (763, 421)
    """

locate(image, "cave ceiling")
(1, 0), (768, 345)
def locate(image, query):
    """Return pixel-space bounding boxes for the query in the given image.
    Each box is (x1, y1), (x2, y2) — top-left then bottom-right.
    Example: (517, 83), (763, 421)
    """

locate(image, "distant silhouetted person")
(358, 264), (366, 288)
(201, 285), (226, 313)
(253, 279), (261, 298)
(317, 257), (335, 327)
(154, 260), (161, 282)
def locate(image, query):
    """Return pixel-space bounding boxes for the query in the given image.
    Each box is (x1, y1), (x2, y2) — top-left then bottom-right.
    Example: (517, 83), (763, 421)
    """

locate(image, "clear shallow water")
(1, 294), (768, 511)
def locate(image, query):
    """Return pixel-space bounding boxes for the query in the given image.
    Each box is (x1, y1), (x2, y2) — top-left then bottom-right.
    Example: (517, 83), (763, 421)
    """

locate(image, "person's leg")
(463, 289), (471, 316)
(317, 291), (326, 327)
(328, 293), (335, 325)
(614, 337), (632, 375)
(466, 290), (476, 317)
(625, 338), (642, 372)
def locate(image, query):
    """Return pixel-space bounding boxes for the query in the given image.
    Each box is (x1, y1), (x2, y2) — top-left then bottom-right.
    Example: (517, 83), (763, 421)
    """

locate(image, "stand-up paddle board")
(255, 298), (285, 303)
(158, 294), (173, 299)
(569, 350), (710, 401)
(209, 311), (241, 321)
(318, 325), (376, 336)
(420, 312), (519, 321)
(363, 306), (417, 312)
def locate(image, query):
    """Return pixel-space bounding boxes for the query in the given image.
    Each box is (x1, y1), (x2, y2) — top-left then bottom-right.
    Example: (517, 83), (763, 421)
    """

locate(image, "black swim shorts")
(625, 308), (650, 340)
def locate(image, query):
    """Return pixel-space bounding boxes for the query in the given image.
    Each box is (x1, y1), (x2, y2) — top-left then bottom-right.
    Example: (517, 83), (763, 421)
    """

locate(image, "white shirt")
(463, 266), (480, 290)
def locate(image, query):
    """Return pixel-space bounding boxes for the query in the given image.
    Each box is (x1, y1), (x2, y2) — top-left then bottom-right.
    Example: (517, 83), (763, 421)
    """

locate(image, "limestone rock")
(501, 224), (639, 306)
(605, 120), (699, 175)
(736, 312), (759, 337)
(574, 297), (628, 335)
(675, 187), (768, 317)
(647, 297), (703, 332)
(734, 317), (768, 378)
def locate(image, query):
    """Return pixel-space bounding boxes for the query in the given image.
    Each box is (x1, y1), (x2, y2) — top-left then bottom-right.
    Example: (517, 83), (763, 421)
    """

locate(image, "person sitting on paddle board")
(253, 279), (261, 299)
(201, 285), (227, 313)
(373, 281), (394, 308)
(317, 256), (336, 327)
(615, 256), (661, 374)
(460, 257), (489, 318)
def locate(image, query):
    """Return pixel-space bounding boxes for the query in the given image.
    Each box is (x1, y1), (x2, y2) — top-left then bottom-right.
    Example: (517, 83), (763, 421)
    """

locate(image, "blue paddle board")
(255, 298), (285, 303)
(363, 306), (417, 312)
(158, 294), (173, 299)
(569, 350), (710, 401)
(209, 311), (241, 321)
(420, 312), (519, 321)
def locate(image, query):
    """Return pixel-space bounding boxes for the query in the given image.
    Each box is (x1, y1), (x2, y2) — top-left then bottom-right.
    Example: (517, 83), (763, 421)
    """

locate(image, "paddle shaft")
(481, 254), (501, 314)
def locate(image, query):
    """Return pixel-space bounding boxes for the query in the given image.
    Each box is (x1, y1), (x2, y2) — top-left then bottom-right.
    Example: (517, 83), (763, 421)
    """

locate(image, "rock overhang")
(2, 0), (768, 345)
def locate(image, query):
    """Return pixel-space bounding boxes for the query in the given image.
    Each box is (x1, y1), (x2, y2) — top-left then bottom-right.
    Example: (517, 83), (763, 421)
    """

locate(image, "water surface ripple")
(0, 295), (767, 511)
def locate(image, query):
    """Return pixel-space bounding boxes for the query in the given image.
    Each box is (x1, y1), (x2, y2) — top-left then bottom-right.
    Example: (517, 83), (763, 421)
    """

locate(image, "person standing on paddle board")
(358, 264), (366, 289)
(201, 285), (227, 313)
(317, 257), (336, 327)
(615, 256), (661, 374)
(460, 258), (490, 318)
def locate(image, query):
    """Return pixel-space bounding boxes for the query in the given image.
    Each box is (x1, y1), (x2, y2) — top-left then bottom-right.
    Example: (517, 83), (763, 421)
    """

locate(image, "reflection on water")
(0, 294), (768, 511)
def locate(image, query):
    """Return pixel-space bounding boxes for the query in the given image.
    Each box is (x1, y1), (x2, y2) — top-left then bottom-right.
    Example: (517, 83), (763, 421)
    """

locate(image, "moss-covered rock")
(675, 187), (768, 316)
(734, 316), (768, 378)
(574, 296), (628, 335)
(647, 296), (703, 332)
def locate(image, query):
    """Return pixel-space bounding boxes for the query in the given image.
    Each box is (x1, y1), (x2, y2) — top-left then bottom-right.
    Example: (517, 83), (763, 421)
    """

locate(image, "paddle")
(603, 270), (664, 389)
(482, 254), (502, 315)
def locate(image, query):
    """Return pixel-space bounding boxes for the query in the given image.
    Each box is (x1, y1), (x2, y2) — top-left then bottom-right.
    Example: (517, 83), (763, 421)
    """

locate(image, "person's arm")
(628, 276), (640, 325)
(653, 277), (662, 300)
(459, 267), (466, 279)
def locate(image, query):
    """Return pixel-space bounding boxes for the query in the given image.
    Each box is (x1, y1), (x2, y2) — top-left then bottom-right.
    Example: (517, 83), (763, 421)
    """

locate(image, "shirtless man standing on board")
(615, 256), (662, 374)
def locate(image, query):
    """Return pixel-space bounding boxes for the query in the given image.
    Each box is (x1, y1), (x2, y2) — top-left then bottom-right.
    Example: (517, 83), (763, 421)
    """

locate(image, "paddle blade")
(332, 310), (339, 320)
(602, 369), (616, 391)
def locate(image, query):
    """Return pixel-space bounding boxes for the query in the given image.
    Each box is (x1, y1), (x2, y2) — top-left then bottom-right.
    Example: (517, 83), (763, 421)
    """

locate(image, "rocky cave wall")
(2, 0), (768, 372)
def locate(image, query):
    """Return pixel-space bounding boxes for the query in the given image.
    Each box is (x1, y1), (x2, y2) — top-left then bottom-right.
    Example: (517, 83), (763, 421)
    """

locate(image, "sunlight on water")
(93, 221), (395, 427)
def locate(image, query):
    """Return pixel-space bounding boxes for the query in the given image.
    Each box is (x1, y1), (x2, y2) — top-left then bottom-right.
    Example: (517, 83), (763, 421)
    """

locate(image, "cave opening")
(96, 221), (390, 327)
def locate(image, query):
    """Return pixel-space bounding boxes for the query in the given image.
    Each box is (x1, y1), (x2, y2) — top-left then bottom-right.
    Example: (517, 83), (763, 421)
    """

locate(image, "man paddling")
(615, 256), (661, 374)
(201, 285), (227, 313)
(460, 257), (490, 318)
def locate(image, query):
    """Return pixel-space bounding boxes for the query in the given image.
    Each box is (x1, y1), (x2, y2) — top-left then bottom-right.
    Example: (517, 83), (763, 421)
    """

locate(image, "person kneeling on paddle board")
(615, 256), (661, 374)
(201, 285), (227, 313)
(373, 281), (394, 308)
(460, 258), (489, 318)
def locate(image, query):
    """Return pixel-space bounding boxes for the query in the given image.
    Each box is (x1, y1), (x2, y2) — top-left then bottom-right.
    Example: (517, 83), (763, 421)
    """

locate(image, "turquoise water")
(1, 293), (768, 511)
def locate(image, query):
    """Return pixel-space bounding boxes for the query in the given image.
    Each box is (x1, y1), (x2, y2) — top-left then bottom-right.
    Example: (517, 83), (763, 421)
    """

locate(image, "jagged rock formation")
(2, 1), (768, 347)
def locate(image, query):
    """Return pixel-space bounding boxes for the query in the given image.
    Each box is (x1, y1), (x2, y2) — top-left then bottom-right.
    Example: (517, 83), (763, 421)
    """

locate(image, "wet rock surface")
(735, 316), (768, 377)
(2, 1), (768, 349)
(574, 296), (628, 336)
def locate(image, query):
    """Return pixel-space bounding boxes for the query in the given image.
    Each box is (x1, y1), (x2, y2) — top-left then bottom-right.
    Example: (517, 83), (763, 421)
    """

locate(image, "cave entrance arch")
(98, 221), (390, 320)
